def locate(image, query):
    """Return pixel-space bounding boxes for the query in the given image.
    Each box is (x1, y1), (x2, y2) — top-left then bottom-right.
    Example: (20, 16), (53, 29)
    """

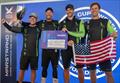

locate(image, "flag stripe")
(73, 36), (116, 65)
(90, 39), (111, 47)
(91, 45), (116, 52)
(75, 53), (116, 61)
(75, 50), (116, 58)
(90, 42), (111, 50)
(90, 36), (111, 44)
(76, 56), (116, 64)
(91, 48), (116, 56)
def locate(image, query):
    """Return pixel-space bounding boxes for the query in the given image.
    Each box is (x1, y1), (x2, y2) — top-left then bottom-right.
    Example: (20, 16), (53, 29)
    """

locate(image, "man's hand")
(68, 40), (74, 46)
(1, 15), (19, 25)
(62, 28), (68, 32)
(1, 19), (6, 24)
(12, 14), (20, 23)
(110, 32), (118, 40)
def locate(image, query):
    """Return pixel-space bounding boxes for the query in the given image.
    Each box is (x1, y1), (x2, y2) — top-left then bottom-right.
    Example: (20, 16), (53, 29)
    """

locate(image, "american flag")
(73, 36), (116, 65)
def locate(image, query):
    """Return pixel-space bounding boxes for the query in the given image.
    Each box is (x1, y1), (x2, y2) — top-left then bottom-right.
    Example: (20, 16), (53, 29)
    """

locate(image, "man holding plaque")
(1, 12), (41, 83)
(60, 4), (85, 83)
(39, 7), (59, 83)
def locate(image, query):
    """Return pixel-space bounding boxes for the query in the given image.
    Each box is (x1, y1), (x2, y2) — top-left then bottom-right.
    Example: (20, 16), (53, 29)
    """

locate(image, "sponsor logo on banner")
(1, 5), (17, 83)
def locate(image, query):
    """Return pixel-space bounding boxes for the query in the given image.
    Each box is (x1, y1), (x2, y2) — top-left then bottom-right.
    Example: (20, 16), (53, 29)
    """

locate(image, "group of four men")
(1, 2), (117, 83)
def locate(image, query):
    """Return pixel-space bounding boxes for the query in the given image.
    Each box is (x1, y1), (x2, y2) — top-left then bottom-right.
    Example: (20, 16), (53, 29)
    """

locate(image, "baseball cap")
(65, 4), (74, 10)
(29, 13), (38, 18)
(45, 7), (54, 12)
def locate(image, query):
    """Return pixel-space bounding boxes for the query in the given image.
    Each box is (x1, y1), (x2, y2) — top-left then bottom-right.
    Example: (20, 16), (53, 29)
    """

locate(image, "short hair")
(65, 4), (74, 10)
(90, 2), (101, 9)
(45, 7), (54, 12)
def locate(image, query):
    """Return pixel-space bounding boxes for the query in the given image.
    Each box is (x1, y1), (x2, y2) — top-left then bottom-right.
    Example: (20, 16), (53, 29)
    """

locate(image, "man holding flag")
(60, 4), (85, 83)
(85, 2), (117, 83)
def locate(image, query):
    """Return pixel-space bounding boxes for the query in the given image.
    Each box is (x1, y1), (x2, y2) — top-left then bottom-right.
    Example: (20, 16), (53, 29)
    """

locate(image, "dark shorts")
(61, 46), (83, 69)
(42, 49), (59, 68)
(87, 60), (112, 72)
(20, 55), (38, 70)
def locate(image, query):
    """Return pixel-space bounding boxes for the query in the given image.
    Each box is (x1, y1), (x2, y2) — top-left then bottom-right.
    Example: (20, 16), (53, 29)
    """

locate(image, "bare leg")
(90, 70), (96, 83)
(18, 70), (25, 83)
(53, 78), (58, 83)
(78, 68), (84, 83)
(31, 70), (36, 83)
(105, 71), (114, 83)
(41, 77), (46, 83)
(64, 68), (69, 83)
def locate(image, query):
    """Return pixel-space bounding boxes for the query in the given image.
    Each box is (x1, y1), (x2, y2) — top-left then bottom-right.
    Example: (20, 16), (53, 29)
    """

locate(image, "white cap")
(29, 13), (38, 18)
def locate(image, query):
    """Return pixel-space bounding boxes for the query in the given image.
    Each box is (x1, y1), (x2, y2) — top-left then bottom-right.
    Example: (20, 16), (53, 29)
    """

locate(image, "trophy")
(16, 5), (25, 20)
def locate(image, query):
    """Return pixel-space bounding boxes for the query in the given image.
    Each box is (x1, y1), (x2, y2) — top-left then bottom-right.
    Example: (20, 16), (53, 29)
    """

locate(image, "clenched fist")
(68, 40), (74, 46)
(62, 28), (68, 32)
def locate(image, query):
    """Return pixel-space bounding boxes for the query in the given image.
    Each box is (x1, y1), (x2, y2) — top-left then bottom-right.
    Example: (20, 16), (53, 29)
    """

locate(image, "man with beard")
(40, 7), (59, 83)
(85, 2), (117, 83)
(60, 4), (85, 83)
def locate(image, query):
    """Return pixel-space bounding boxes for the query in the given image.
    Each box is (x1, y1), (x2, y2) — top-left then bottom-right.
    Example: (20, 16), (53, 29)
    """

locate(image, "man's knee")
(90, 70), (96, 74)
(64, 68), (69, 80)
(31, 70), (36, 73)
(105, 72), (113, 78)
(78, 68), (83, 73)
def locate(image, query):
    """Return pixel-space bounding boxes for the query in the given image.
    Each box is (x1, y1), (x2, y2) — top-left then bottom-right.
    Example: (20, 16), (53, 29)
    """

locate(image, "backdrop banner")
(0, 0), (120, 83)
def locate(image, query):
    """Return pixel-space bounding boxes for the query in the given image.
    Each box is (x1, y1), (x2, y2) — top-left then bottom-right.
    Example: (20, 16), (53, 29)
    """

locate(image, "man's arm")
(68, 20), (85, 38)
(55, 20), (59, 30)
(107, 20), (118, 39)
(2, 19), (23, 33)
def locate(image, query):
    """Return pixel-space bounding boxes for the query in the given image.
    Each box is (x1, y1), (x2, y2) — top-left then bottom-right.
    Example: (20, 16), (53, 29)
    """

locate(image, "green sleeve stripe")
(68, 31), (84, 37)
(68, 20), (85, 37)
(36, 34), (39, 56)
(107, 20), (116, 34)
(79, 20), (85, 37)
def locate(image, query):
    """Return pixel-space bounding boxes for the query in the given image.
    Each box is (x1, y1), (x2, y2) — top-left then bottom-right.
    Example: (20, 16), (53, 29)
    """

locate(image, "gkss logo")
(59, 7), (120, 80)
(4, 6), (16, 33)
(5, 7), (14, 19)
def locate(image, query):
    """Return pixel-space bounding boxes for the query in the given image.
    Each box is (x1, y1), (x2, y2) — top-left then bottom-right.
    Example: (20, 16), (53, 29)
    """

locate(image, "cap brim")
(29, 16), (37, 18)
